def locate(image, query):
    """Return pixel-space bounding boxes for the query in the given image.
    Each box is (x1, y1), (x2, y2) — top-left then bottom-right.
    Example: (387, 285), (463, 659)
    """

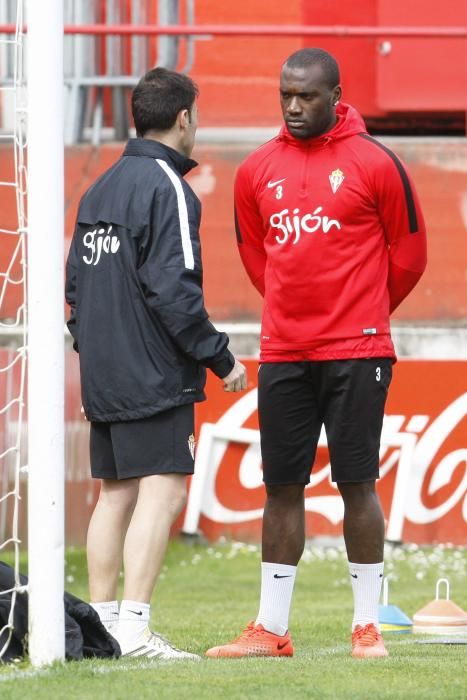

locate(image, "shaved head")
(283, 48), (340, 89)
(279, 48), (342, 139)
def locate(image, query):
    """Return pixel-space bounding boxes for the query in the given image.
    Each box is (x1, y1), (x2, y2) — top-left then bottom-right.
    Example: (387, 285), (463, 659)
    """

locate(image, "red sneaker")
(206, 621), (294, 658)
(351, 623), (388, 658)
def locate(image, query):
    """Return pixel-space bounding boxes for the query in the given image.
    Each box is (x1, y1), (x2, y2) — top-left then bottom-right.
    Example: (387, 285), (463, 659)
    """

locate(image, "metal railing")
(0, 23), (465, 37)
(0, 1), (197, 144)
(0, 2), (465, 143)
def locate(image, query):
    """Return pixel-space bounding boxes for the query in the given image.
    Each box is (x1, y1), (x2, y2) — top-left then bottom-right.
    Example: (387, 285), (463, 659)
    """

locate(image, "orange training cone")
(413, 579), (467, 635)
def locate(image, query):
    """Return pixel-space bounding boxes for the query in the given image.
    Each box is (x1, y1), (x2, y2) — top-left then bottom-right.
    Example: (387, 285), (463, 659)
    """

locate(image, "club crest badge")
(188, 433), (196, 460)
(329, 168), (344, 194)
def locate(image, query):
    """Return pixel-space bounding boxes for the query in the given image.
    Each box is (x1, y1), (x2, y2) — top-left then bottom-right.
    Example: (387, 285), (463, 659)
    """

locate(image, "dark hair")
(283, 48), (340, 88)
(131, 67), (199, 137)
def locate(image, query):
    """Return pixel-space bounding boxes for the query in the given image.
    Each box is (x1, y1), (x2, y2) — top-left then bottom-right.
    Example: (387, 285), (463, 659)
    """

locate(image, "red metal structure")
(0, 24), (464, 36)
(0, 0), (466, 130)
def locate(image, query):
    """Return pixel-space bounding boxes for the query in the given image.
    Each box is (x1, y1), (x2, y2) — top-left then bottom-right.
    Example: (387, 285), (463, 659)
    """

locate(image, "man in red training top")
(206, 48), (426, 660)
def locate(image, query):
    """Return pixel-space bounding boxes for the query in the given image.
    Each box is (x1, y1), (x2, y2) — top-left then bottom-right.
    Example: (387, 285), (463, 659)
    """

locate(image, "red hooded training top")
(234, 103), (427, 362)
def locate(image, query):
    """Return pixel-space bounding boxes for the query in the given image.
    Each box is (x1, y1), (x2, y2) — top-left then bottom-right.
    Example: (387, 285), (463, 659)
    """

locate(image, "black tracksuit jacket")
(65, 138), (234, 422)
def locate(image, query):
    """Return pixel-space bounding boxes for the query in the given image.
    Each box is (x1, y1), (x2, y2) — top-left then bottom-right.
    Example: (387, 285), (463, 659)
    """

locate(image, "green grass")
(1, 541), (466, 699)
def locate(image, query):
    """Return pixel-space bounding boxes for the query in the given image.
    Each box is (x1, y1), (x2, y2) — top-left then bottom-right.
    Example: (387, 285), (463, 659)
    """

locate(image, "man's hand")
(222, 358), (247, 392)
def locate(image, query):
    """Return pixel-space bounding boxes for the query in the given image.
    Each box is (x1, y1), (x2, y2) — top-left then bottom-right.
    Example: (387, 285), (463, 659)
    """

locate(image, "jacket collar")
(122, 138), (198, 176)
(277, 102), (367, 149)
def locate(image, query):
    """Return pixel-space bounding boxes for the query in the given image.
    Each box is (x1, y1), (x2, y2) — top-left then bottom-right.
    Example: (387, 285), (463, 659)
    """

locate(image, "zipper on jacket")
(299, 146), (311, 198)
(299, 136), (333, 197)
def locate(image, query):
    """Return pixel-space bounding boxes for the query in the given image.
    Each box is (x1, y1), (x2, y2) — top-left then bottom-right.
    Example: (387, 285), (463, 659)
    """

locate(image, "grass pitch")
(0, 540), (466, 699)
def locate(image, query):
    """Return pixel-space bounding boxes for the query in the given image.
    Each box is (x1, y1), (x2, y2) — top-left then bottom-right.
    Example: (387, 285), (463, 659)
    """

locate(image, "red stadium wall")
(0, 0), (466, 548)
(185, 0), (301, 127)
(99, 0), (466, 127)
(1, 139), (466, 323)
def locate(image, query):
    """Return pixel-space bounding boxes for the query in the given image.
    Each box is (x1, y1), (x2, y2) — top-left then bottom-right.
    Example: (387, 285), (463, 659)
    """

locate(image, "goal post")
(26, 0), (65, 665)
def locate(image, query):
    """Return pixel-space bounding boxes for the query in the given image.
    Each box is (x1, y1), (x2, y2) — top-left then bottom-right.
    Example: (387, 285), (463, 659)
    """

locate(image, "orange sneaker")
(351, 623), (388, 659)
(206, 621), (294, 658)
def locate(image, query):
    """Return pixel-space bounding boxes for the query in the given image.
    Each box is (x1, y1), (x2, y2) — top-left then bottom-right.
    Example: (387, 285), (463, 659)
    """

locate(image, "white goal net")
(0, 0), (27, 662)
(1, 0), (65, 666)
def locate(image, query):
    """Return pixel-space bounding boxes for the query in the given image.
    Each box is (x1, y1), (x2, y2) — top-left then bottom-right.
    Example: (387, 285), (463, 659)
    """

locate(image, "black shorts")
(258, 359), (392, 485)
(90, 403), (195, 480)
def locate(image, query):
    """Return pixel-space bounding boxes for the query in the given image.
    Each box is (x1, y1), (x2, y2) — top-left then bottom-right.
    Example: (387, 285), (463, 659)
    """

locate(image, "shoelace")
(232, 623), (265, 643)
(353, 624), (380, 646)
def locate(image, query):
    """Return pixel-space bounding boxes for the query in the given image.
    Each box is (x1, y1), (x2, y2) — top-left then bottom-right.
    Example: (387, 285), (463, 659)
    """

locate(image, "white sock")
(117, 600), (150, 645)
(90, 600), (119, 632)
(348, 561), (384, 630)
(255, 562), (297, 636)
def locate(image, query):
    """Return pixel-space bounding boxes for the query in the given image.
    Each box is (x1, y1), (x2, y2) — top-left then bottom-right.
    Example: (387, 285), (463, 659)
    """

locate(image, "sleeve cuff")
(207, 351), (235, 379)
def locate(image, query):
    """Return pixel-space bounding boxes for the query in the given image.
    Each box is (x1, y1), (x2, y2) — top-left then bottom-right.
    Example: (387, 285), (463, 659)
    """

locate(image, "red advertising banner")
(187, 359), (467, 545)
(0, 352), (465, 546)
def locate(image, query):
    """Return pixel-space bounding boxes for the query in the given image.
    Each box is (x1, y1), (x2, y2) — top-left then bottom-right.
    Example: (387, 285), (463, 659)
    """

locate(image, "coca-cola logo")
(185, 389), (467, 539)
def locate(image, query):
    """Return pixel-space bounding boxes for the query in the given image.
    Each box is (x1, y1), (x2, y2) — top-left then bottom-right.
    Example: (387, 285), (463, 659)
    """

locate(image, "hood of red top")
(278, 102), (367, 147)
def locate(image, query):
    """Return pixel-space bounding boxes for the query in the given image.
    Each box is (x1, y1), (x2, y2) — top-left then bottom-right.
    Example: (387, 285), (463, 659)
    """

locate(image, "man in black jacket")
(65, 67), (246, 660)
